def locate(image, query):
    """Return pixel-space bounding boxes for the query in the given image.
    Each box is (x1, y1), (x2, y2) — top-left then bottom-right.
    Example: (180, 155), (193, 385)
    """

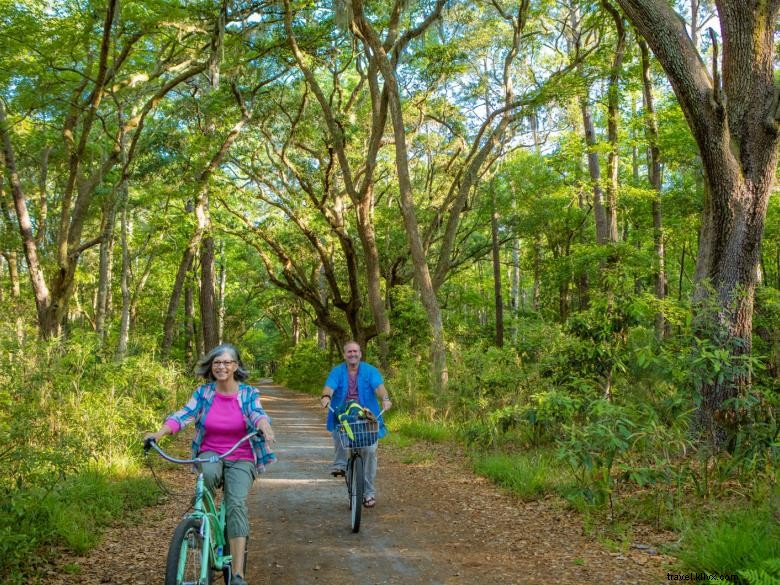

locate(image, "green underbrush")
(0, 467), (159, 584)
(675, 500), (780, 584)
(386, 411), (456, 443)
(0, 336), (189, 584)
(273, 294), (779, 582)
(471, 449), (574, 500)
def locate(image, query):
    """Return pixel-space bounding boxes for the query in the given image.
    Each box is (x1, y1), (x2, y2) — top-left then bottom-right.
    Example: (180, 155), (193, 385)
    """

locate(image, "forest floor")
(45, 382), (677, 584)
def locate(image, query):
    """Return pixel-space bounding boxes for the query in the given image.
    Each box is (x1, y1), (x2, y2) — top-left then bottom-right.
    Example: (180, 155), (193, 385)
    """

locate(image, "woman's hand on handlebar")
(143, 427), (170, 445)
(257, 418), (275, 444)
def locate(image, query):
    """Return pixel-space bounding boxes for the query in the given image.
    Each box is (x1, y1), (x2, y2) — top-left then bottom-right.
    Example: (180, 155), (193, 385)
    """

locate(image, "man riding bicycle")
(319, 340), (391, 508)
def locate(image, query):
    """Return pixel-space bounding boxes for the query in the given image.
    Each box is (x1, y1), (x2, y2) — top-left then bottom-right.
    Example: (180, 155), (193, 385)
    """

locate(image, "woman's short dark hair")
(196, 343), (249, 382)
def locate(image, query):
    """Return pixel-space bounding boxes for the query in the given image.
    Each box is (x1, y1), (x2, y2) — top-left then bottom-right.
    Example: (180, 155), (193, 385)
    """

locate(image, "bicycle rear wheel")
(165, 516), (212, 585)
(348, 454), (364, 533)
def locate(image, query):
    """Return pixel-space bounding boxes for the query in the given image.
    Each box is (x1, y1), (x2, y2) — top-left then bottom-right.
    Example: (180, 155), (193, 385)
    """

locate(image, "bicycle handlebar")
(144, 431), (260, 465)
(327, 404), (387, 417)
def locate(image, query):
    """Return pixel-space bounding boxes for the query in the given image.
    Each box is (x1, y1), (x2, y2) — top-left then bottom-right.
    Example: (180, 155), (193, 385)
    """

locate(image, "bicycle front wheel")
(165, 516), (212, 585)
(349, 455), (364, 533)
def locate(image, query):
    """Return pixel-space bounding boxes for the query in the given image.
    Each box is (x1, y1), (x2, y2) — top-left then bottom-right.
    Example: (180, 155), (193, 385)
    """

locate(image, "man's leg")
(331, 429), (347, 475)
(361, 442), (378, 502)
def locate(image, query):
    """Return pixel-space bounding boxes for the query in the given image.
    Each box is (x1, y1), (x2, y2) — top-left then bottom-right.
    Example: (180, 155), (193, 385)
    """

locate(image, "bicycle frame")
(145, 431), (258, 584)
(328, 404), (385, 533)
(183, 473), (227, 580)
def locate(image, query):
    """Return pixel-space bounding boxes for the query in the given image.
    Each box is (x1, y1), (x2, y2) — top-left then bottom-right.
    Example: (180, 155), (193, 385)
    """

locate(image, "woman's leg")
(222, 460), (255, 578)
(198, 451), (223, 493)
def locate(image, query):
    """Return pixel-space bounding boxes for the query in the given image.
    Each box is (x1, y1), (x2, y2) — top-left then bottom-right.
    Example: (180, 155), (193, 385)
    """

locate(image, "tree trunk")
(602, 0), (625, 243)
(355, 194), (390, 369)
(282, 7), (391, 366)
(532, 239), (541, 311)
(162, 237), (197, 354)
(511, 231), (521, 342)
(1, 251), (19, 299)
(218, 241), (226, 345)
(1, 251), (24, 345)
(616, 0), (780, 447)
(639, 38), (668, 338)
(491, 189), (504, 347)
(184, 276), (195, 363)
(200, 234), (219, 352)
(95, 189), (119, 342)
(317, 263), (328, 350)
(0, 99), (53, 334)
(580, 93), (610, 244)
(116, 194), (131, 361)
(678, 241), (686, 302)
(36, 147), (50, 245)
(351, 0), (449, 388)
(291, 307), (300, 346)
(161, 100), (250, 355)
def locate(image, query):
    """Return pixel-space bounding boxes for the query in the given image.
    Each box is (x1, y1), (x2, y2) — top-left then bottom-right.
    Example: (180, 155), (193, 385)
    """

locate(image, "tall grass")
(676, 504), (780, 582)
(472, 451), (573, 500)
(0, 336), (189, 583)
(0, 465), (160, 583)
(386, 411), (455, 443)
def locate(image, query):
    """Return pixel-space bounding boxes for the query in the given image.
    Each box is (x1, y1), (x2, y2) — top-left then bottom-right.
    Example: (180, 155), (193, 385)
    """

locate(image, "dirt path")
(47, 383), (674, 584)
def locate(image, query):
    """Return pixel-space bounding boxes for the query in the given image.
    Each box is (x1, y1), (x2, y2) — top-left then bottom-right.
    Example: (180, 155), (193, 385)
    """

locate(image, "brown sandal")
(363, 496), (376, 508)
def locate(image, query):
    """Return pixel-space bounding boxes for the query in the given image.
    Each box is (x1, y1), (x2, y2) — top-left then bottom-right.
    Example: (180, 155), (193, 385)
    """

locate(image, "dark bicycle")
(331, 405), (382, 532)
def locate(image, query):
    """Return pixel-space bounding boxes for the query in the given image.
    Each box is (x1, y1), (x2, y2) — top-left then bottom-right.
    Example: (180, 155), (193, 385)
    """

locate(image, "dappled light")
(0, 0), (778, 583)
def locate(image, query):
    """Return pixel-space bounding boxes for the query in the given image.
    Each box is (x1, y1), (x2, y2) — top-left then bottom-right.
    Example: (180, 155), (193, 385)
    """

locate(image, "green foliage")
(0, 335), (187, 583)
(739, 559), (780, 585)
(0, 336), (186, 492)
(472, 450), (573, 501)
(388, 285), (431, 356)
(754, 286), (780, 388)
(0, 469), (158, 583)
(387, 412), (454, 443)
(273, 339), (331, 394)
(676, 504), (780, 583)
(448, 343), (524, 405)
(557, 400), (637, 507)
(522, 390), (582, 446)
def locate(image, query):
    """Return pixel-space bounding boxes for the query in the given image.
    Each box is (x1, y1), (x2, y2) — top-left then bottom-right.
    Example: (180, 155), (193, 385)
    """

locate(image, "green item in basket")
(338, 402), (378, 446)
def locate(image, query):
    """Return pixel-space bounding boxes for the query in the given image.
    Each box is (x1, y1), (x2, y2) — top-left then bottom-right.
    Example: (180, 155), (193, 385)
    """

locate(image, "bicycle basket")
(337, 416), (379, 449)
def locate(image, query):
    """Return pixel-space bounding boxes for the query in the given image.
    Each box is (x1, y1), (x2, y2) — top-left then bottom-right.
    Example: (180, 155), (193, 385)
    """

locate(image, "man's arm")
(320, 385), (335, 409)
(374, 383), (392, 410)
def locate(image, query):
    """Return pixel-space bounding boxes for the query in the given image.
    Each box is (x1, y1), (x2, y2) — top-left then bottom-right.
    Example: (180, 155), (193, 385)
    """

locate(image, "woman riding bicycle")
(145, 343), (275, 585)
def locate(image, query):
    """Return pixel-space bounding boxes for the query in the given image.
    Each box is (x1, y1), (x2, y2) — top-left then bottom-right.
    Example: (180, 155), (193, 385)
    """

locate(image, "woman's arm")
(246, 386), (275, 443)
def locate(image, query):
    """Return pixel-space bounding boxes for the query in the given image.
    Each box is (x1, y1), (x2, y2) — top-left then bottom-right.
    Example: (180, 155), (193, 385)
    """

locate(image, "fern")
(739, 559), (780, 585)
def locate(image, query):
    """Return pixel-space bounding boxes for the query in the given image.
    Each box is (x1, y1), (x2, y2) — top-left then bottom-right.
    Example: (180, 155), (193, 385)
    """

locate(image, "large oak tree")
(615, 0), (780, 445)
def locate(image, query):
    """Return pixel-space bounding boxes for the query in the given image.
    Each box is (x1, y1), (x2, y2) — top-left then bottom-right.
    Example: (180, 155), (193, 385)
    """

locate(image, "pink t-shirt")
(198, 392), (254, 461)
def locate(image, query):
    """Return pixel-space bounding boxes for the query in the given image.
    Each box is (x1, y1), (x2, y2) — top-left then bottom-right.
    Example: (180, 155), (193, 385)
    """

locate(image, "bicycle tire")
(165, 516), (212, 585)
(349, 455), (364, 533)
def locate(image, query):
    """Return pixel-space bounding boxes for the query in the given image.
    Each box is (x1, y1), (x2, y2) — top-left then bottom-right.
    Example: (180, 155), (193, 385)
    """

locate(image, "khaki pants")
(198, 454), (256, 539)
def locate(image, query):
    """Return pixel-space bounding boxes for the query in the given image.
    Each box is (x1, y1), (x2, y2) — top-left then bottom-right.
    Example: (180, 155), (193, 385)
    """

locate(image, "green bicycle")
(144, 432), (257, 585)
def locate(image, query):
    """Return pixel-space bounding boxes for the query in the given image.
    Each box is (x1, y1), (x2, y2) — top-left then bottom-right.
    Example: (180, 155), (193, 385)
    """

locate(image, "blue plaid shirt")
(165, 382), (277, 472)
